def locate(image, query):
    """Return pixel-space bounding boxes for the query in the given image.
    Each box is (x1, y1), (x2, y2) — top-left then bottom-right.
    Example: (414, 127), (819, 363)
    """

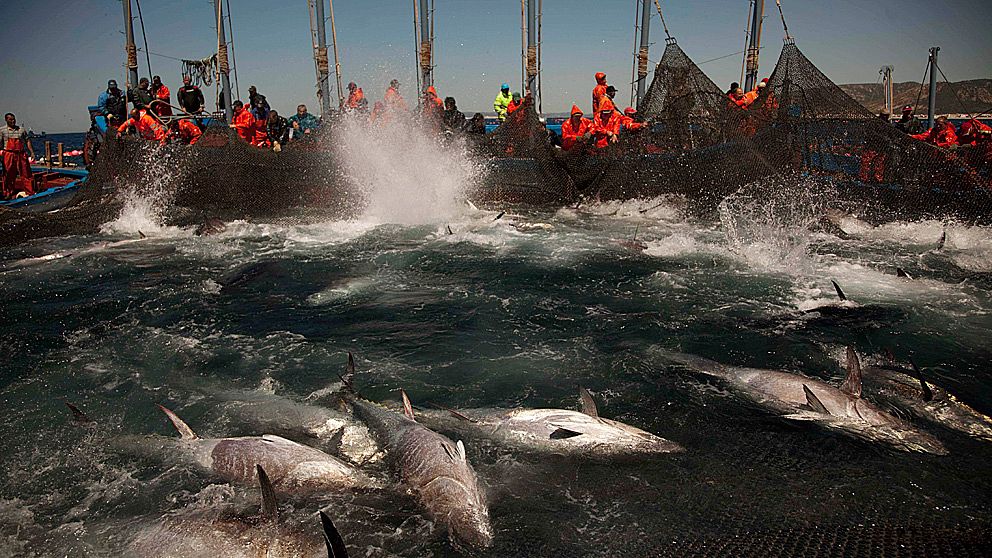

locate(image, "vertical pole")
(122, 0), (139, 105)
(313, 0), (333, 114)
(520, 0), (526, 93)
(45, 142), (52, 171)
(927, 46), (939, 129)
(57, 143), (64, 168)
(744, 0), (765, 91)
(634, 0), (651, 109)
(419, 0), (431, 94)
(526, 0), (537, 106)
(328, 0), (345, 110)
(216, 0), (233, 121)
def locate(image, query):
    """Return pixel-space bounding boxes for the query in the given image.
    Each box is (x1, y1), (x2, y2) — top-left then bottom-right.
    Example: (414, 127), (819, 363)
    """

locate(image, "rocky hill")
(839, 79), (992, 115)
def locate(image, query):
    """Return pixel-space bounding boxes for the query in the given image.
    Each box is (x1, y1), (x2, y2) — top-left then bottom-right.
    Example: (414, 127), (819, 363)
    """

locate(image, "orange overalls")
(2, 127), (34, 199)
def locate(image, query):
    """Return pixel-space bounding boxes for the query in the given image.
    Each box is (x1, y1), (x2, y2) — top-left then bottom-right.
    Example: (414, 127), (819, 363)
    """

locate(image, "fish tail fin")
(320, 511), (349, 558)
(156, 404), (198, 440)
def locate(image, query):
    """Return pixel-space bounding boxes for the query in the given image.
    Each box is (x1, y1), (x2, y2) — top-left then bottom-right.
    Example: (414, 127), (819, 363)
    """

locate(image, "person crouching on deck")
(169, 118), (202, 145)
(231, 101), (257, 144)
(591, 98), (643, 148)
(2, 113), (36, 199)
(560, 105), (593, 151)
(117, 108), (167, 143)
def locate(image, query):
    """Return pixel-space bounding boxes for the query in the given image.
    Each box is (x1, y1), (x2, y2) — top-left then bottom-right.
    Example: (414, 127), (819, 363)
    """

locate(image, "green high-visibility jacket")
(494, 91), (513, 121)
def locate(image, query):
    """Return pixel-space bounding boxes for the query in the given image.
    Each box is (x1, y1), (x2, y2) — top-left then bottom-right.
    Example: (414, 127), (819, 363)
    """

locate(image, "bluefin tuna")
(156, 404), (372, 493)
(664, 348), (947, 454)
(128, 465), (349, 558)
(342, 356), (493, 548)
(414, 387), (682, 457)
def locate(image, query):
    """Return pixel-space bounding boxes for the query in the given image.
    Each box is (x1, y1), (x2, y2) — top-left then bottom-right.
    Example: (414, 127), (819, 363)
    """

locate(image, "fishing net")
(0, 181), (120, 248)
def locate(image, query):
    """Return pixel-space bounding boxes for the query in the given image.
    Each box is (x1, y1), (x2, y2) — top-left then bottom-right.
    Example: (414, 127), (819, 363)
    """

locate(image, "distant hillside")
(839, 79), (992, 115)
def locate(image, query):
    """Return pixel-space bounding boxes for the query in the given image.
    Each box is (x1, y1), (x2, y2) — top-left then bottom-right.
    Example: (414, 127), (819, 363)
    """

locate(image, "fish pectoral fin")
(579, 387), (599, 418)
(156, 404), (198, 440)
(841, 346), (863, 398)
(456, 440), (466, 461)
(440, 440), (459, 462)
(256, 464), (278, 522)
(831, 279), (847, 301)
(549, 427), (584, 440)
(909, 358), (935, 403)
(319, 511), (349, 558)
(803, 385), (831, 415)
(401, 390), (416, 422)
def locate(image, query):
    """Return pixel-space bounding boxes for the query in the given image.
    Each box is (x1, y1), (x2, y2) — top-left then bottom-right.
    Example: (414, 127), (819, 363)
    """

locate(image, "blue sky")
(1, 0), (989, 132)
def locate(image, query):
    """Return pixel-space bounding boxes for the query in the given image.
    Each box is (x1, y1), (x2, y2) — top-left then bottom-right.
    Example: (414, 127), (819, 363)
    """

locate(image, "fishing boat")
(0, 167), (89, 213)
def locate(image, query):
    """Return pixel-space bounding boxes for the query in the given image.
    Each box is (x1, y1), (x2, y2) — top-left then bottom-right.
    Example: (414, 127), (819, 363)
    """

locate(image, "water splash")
(333, 116), (484, 225)
(101, 144), (182, 235)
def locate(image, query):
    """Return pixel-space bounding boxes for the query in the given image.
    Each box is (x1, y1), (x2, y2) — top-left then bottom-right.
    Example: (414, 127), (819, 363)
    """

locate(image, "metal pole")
(526, 0), (537, 105)
(216, 0), (233, 121)
(927, 46), (939, 129)
(122, 0), (139, 95)
(328, 0), (345, 110)
(744, 0), (765, 91)
(634, 0), (651, 109)
(313, 0), (333, 114)
(419, 0), (431, 94)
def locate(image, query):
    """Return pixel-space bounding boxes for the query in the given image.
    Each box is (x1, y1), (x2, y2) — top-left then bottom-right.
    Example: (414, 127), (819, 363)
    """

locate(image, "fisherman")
(560, 105), (593, 151)
(169, 118), (202, 145)
(177, 76), (205, 114)
(895, 106), (924, 134)
(248, 86), (270, 112)
(251, 96), (270, 146)
(592, 72), (609, 113)
(442, 96), (466, 132)
(385, 79), (408, 113)
(493, 83), (513, 121)
(288, 104), (320, 137)
(230, 100), (257, 144)
(128, 77), (154, 110)
(1, 113), (36, 200)
(912, 115), (958, 148)
(506, 92), (523, 116)
(422, 85), (444, 124)
(957, 117), (992, 146)
(369, 101), (386, 126)
(345, 82), (368, 112)
(149, 76), (173, 117)
(266, 110), (290, 150)
(117, 107), (167, 143)
(97, 80), (127, 122)
(467, 113), (486, 135)
(591, 98), (643, 148)
(878, 110), (891, 122)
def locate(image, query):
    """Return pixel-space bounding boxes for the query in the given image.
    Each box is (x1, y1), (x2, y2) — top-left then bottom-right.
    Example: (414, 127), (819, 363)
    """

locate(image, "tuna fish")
(414, 387), (682, 457)
(342, 356), (493, 548)
(861, 356), (992, 442)
(128, 464), (349, 558)
(664, 348), (947, 454)
(156, 404), (372, 494)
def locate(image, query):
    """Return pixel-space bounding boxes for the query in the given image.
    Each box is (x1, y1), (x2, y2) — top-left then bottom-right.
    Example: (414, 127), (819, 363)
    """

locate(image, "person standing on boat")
(912, 115), (958, 148)
(288, 104), (320, 137)
(177, 76), (205, 114)
(895, 106), (924, 135)
(250, 97), (270, 147)
(117, 108), (167, 143)
(560, 105), (593, 151)
(266, 110), (290, 151)
(384, 79), (409, 113)
(248, 86), (270, 112)
(592, 72), (609, 114)
(1, 113), (35, 199)
(506, 92), (523, 116)
(441, 97), (466, 133)
(493, 83), (512, 121)
(97, 80), (127, 122)
(231, 101), (257, 144)
(128, 78), (154, 110)
(150, 76), (172, 117)
(345, 82), (368, 112)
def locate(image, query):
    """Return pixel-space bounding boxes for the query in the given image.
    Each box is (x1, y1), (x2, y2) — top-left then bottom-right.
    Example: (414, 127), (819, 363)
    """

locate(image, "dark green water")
(1, 199), (991, 556)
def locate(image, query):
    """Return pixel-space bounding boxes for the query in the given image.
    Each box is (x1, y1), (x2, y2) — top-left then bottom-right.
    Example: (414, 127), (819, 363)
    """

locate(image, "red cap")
(595, 72), (606, 83)
(624, 107), (637, 116)
(570, 104), (583, 116)
(426, 86), (437, 96)
(761, 78), (769, 84)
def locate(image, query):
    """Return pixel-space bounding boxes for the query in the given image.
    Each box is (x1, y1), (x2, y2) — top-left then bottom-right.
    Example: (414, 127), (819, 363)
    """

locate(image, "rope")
(629, 0), (640, 107)
(419, 42), (431, 70)
(316, 46), (330, 74)
(775, 0), (792, 40)
(537, 0), (543, 113)
(637, 47), (649, 78)
(652, 0), (671, 39)
(700, 50), (748, 66)
(740, 0), (754, 84)
(913, 60), (929, 115)
(225, 0), (241, 100)
(135, 0), (153, 77)
(182, 56), (217, 87)
(126, 43), (138, 69)
(933, 62), (972, 117)
(526, 46), (537, 77)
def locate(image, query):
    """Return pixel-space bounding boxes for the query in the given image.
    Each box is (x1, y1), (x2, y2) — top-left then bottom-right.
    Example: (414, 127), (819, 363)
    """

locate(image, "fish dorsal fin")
(830, 280), (847, 301)
(446, 225), (453, 235)
(803, 385), (830, 415)
(65, 402), (94, 424)
(138, 230), (146, 239)
(936, 230), (946, 250)
(896, 267), (913, 279)
(428, 402), (476, 423)
(578, 387), (599, 418)
(909, 358), (934, 403)
(256, 464), (278, 521)
(320, 511), (349, 558)
(157, 404), (198, 440)
(550, 427), (584, 440)
(456, 440), (466, 461)
(841, 346), (863, 398)
(337, 353), (356, 394)
(400, 390), (415, 422)
(493, 211), (505, 221)
(632, 225), (639, 242)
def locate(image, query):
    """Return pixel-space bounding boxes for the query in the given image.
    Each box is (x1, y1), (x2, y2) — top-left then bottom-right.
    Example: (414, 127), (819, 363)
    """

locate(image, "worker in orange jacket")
(117, 108), (167, 142)
(560, 105), (593, 151)
(345, 82), (368, 112)
(384, 79), (409, 113)
(2, 112), (36, 199)
(170, 119), (202, 145)
(421, 85), (444, 127)
(151, 76), (173, 117)
(957, 118), (992, 146)
(591, 98), (643, 148)
(592, 72), (609, 114)
(506, 92), (523, 116)
(912, 116), (958, 148)
(231, 101), (257, 144)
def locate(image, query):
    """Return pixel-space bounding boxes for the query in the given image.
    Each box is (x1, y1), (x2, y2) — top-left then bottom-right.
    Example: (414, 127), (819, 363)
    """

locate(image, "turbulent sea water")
(2, 130), (992, 555)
